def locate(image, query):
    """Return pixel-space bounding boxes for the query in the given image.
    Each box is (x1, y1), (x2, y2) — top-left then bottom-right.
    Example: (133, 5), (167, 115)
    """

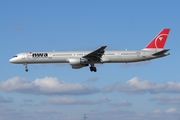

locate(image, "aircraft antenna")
(83, 114), (88, 120)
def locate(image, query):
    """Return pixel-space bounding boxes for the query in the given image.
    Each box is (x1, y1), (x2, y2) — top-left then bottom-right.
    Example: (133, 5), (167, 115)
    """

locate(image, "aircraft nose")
(9, 58), (16, 63)
(9, 58), (13, 63)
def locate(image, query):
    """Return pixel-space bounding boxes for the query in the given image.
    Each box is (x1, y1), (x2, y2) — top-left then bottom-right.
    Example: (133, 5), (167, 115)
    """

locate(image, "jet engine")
(68, 58), (88, 69)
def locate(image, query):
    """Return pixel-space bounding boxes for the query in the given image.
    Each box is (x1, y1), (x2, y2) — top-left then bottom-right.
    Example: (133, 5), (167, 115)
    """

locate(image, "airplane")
(9, 28), (170, 72)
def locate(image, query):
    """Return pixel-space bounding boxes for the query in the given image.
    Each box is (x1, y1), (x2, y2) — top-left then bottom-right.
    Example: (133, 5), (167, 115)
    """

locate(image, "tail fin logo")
(145, 28), (170, 49)
(155, 34), (168, 49)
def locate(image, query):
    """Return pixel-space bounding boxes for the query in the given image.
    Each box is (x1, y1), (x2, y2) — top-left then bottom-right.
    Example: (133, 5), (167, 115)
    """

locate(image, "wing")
(83, 46), (107, 62)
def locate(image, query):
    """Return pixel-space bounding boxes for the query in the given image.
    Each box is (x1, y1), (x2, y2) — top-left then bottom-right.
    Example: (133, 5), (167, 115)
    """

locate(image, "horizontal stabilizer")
(152, 49), (170, 56)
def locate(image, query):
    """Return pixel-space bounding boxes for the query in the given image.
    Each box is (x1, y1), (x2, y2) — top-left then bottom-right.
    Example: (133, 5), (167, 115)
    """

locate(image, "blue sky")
(0, 0), (180, 120)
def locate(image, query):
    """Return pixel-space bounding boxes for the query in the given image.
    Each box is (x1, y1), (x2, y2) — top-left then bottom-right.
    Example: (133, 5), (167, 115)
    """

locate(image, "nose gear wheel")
(24, 64), (28, 72)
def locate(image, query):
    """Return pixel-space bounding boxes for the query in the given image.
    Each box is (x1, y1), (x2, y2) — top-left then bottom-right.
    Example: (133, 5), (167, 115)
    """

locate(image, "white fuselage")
(9, 49), (169, 64)
(9, 28), (171, 72)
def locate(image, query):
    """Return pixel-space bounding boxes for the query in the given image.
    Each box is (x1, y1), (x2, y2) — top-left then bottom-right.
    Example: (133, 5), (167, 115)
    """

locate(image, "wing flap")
(83, 46), (107, 61)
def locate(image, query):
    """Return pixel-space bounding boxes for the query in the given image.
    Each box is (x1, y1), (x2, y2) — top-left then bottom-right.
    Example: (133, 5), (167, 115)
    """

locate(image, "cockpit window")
(13, 55), (18, 58)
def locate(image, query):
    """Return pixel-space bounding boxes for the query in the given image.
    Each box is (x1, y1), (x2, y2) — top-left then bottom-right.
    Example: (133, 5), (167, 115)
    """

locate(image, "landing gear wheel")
(90, 67), (93, 71)
(89, 61), (97, 72)
(24, 64), (28, 72)
(90, 66), (97, 72)
(93, 67), (97, 72)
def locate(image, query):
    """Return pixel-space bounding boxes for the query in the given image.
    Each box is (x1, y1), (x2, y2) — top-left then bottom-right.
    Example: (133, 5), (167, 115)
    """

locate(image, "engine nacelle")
(69, 58), (88, 69)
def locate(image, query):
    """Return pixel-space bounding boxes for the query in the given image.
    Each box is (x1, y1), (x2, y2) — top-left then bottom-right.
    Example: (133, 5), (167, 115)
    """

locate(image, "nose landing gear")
(24, 64), (28, 72)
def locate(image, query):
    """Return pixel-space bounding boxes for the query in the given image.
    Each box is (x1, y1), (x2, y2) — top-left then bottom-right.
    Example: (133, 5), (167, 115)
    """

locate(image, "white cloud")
(0, 96), (13, 103)
(103, 77), (180, 94)
(153, 109), (162, 114)
(149, 95), (180, 104)
(0, 76), (99, 95)
(111, 100), (132, 106)
(20, 103), (33, 106)
(87, 77), (99, 82)
(0, 106), (180, 120)
(43, 97), (110, 105)
(23, 99), (33, 102)
(0, 106), (62, 120)
(36, 109), (61, 114)
(103, 84), (115, 93)
(166, 108), (177, 114)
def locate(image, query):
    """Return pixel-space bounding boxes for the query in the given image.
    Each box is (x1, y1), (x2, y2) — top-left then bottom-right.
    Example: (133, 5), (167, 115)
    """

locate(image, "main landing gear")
(89, 62), (97, 72)
(24, 64), (28, 72)
(90, 66), (97, 72)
